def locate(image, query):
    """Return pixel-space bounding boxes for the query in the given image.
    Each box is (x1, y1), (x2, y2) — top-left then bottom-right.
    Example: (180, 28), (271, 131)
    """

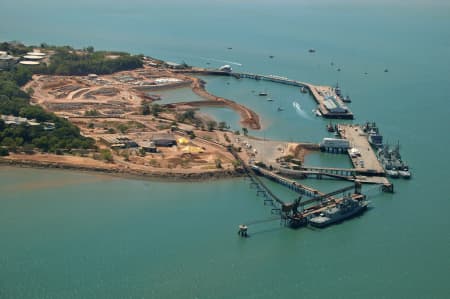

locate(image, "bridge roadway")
(227, 147), (286, 207)
(251, 166), (331, 199)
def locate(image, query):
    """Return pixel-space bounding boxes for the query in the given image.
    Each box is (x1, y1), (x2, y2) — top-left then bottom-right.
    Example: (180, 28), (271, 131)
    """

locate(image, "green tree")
(206, 120), (217, 131)
(117, 123), (128, 133)
(100, 149), (114, 162)
(151, 104), (162, 117)
(0, 147), (9, 156)
(1, 137), (16, 147)
(218, 121), (227, 131)
(215, 158), (222, 169)
(84, 109), (100, 116)
(142, 103), (151, 115)
(242, 127), (248, 136)
(12, 65), (32, 86)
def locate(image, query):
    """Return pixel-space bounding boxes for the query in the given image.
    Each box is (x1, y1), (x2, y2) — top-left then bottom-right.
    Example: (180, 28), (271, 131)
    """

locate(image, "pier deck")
(338, 124), (385, 175)
(308, 85), (354, 119)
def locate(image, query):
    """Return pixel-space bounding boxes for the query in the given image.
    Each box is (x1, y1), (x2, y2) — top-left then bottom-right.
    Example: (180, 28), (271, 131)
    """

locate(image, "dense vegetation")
(0, 64), (95, 154)
(39, 46), (142, 76)
(0, 41), (145, 155)
(1, 42), (143, 76)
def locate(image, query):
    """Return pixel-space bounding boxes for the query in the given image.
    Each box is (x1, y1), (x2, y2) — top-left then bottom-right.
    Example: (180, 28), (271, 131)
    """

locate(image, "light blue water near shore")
(1, 0), (450, 298)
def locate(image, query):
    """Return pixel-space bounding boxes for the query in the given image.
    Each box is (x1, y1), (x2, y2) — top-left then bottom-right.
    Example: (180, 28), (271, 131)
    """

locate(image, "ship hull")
(309, 203), (368, 228)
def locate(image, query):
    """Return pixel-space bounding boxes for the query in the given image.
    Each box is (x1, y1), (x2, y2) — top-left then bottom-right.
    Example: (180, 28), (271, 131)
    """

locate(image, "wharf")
(308, 85), (354, 119)
(338, 124), (385, 175)
(234, 72), (353, 119)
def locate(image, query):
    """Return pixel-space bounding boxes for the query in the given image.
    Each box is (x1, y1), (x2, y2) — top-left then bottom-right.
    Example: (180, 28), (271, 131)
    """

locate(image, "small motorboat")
(277, 106), (284, 112)
(342, 95), (352, 103)
(398, 166), (411, 179)
(326, 123), (335, 132)
(386, 168), (399, 178)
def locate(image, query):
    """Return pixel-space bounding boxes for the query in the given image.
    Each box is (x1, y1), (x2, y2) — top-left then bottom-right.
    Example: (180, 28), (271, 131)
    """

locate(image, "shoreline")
(0, 156), (244, 182)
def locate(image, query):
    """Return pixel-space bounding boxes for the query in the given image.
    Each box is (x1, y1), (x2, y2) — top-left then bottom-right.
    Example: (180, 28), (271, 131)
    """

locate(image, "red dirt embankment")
(190, 77), (261, 129)
(0, 154), (243, 181)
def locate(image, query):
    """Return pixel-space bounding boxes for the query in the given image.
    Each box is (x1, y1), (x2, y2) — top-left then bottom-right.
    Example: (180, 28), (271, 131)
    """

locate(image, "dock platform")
(338, 124), (385, 175)
(307, 85), (354, 119)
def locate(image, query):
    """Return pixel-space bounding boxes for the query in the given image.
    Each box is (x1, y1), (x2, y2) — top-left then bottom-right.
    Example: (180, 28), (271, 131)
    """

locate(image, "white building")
(0, 52), (18, 70)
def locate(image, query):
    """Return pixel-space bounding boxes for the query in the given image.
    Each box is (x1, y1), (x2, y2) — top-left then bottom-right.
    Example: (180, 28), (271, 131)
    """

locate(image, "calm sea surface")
(1, 1), (450, 298)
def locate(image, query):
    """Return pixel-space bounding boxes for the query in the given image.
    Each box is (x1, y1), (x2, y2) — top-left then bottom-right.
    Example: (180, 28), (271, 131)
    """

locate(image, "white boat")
(398, 166), (411, 179)
(386, 169), (399, 178)
(314, 109), (322, 117)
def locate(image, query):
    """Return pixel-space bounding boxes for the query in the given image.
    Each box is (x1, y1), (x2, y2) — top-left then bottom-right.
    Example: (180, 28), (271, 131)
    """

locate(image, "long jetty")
(174, 69), (354, 119)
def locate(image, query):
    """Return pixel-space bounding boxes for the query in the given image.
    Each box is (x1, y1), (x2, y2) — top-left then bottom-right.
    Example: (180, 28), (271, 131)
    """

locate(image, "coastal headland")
(0, 44), (316, 179)
(1, 42), (385, 190)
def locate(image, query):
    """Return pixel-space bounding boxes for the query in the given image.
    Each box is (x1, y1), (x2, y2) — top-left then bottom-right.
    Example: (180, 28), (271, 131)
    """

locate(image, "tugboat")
(342, 94), (352, 103)
(398, 166), (411, 179)
(326, 122), (335, 133)
(386, 167), (400, 178)
(309, 197), (369, 228)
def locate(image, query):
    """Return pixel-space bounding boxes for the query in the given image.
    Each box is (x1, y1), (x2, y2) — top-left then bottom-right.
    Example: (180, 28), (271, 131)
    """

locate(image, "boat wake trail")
(292, 101), (311, 120)
(199, 57), (243, 66)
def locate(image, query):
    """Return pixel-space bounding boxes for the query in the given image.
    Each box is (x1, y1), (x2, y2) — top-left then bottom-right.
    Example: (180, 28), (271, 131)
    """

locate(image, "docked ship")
(342, 94), (352, 103)
(309, 197), (369, 228)
(363, 122), (383, 148)
(398, 166), (411, 179)
(377, 143), (411, 179)
(326, 122), (335, 132)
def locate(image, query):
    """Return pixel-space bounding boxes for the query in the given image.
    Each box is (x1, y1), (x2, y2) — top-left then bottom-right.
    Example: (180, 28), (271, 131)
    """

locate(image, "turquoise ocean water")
(1, 1), (450, 298)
